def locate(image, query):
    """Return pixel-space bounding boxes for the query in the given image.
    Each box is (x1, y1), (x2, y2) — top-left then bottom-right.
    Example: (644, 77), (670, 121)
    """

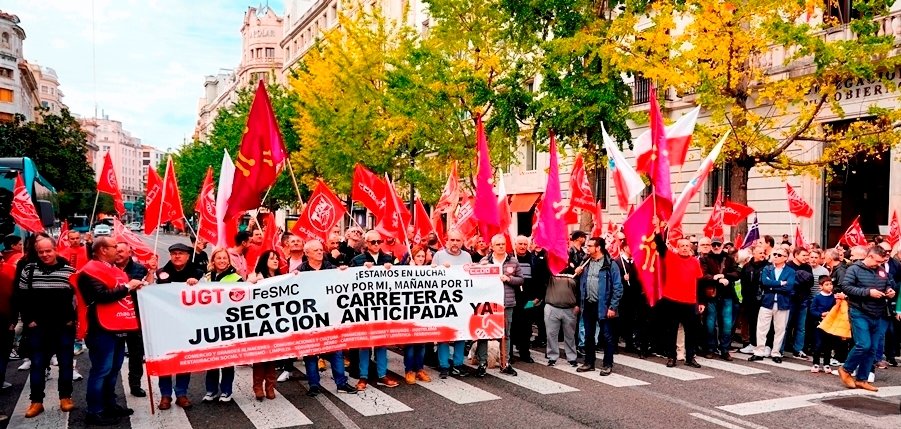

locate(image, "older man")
(114, 243), (154, 397)
(475, 234), (524, 377)
(657, 237), (704, 368)
(748, 248), (796, 364)
(432, 230), (473, 378)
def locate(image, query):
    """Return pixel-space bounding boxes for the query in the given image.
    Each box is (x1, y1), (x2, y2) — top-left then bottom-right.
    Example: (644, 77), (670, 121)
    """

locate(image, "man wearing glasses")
(475, 234), (524, 377)
(748, 249), (796, 364)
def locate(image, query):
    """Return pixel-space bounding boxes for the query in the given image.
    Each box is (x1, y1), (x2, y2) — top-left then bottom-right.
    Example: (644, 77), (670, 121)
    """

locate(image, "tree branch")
(768, 91), (828, 156)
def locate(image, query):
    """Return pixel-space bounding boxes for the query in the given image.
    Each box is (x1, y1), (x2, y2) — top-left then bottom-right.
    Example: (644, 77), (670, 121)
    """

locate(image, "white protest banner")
(138, 265), (505, 376)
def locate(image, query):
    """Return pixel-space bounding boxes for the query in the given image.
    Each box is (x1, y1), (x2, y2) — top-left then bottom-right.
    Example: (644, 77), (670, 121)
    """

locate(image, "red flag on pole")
(225, 80), (288, 219)
(375, 177), (409, 242)
(703, 189), (725, 239)
(887, 210), (901, 249)
(590, 201), (604, 238)
(351, 164), (388, 220)
(723, 200), (754, 226)
(452, 192), (478, 239)
(11, 173), (44, 233)
(412, 198), (438, 246)
(794, 226), (808, 250)
(623, 194), (664, 306)
(57, 220), (70, 252)
(532, 132), (569, 274)
(568, 154), (595, 211)
(839, 216), (867, 247)
(786, 183), (814, 218)
(474, 115), (499, 241)
(144, 168), (165, 235)
(163, 158), (185, 230)
(434, 161), (459, 215)
(291, 180), (347, 244)
(97, 152), (126, 216)
(112, 218), (155, 265)
(648, 85), (673, 214)
(195, 167), (218, 246)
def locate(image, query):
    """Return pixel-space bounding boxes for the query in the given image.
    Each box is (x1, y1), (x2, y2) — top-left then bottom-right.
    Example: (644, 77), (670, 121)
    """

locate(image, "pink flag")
(532, 132), (569, 274)
(474, 115), (499, 241)
(623, 194), (664, 306)
(648, 85), (673, 212)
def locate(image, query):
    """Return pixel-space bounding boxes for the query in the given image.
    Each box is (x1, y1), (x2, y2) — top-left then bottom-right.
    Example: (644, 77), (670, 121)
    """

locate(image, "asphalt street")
(0, 233), (898, 428)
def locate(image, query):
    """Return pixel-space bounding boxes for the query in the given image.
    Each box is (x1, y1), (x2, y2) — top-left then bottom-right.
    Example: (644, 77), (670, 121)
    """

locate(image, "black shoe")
(85, 411), (120, 426)
(666, 358), (676, 368)
(439, 369), (449, 379)
(568, 360), (579, 367)
(306, 386), (321, 397)
(547, 360), (556, 367)
(599, 366), (612, 376)
(771, 357), (782, 364)
(748, 355), (764, 362)
(720, 352), (734, 362)
(519, 356), (535, 364)
(685, 359), (702, 368)
(130, 387), (146, 397)
(451, 366), (468, 377)
(532, 340), (547, 348)
(576, 363), (595, 373)
(887, 359), (898, 367)
(336, 383), (358, 394)
(476, 365), (487, 378)
(105, 404), (134, 417)
(500, 365), (518, 376)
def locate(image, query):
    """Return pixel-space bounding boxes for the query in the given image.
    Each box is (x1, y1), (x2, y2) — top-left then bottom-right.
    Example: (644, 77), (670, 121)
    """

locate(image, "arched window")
(1, 32), (9, 49)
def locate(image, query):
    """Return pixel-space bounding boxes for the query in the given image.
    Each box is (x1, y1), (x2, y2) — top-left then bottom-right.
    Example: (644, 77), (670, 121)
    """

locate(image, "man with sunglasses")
(748, 249), (796, 364)
(700, 237), (740, 361)
(349, 231), (398, 390)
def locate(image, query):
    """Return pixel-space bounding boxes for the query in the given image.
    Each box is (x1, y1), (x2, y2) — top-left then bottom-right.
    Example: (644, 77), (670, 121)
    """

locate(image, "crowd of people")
(0, 220), (898, 425)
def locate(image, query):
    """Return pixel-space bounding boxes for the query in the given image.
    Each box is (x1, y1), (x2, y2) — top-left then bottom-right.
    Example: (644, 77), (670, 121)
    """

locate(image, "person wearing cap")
(155, 243), (203, 410)
(699, 237), (739, 361)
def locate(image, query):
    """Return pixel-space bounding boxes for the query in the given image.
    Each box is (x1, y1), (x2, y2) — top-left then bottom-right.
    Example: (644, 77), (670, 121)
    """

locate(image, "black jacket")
(699, 252), (740, 301)
(350, 251), (393, 267)
(786, 260), (814, 301)
(299, 260), (337, 272)
(155, 262), (204, 284)
(838, 261), (896, 319)
(739, 259), (770, 303)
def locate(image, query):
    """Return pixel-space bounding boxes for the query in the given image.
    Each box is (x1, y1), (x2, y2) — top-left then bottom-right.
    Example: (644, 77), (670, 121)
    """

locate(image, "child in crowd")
(809, 276), (837, 374)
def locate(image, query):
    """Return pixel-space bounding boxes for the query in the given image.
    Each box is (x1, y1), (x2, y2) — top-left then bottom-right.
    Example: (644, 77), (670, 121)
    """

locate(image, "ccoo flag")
(97, 152), (126, 216)
(10, 173), (44, 233)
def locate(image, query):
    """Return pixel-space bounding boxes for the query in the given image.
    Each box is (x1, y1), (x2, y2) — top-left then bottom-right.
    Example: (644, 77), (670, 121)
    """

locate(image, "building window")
(0, 88), (12, 103)
(524, 140), (537, 171)
(256, 48), (262, 58)
(825, 0), (859, 26)
(595, 164), (607, 210)
(631, 75), (652, 105)
(705, 164), (732, 207)
(0, 112), (13, 123)
(41, 101), (48, 108)
(0, 33), (8, 49)
(0, 67), (11, 79)
(265, 47), (274, 58)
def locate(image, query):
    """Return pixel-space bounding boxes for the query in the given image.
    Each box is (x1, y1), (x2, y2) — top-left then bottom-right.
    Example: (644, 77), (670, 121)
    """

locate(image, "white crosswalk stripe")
(317, 375), (412, 417)
(384, 352), (500, 404)
(733, 352), (812, 371)
(231, 366), (313, 427)
(606, 354), (712, 381)
(482, 363), (579, 394)
(8, 366), (68, 429)
(693, 357), (770, 375)
(121, 362), (192, 429)
(531, 354), (649, 387)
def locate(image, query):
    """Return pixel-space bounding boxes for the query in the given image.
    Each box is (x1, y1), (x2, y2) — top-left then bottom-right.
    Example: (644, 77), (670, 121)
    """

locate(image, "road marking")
(121, 362), (192, 429)
(231, 366), (313, 427)
(312, 392), (362, 429)
(734, 353), (811, 371)
(689, 412), (749, 429)
(694, 357), (770, 375)
(531, 354), (649, 387)
(385, 352), (500, 404)
(718, 385), (901, 416)
(9, 366), (68, 429)
(607, 354), (713, 381)
(318, 376), (412, 416)
(483, 363), (579, 394)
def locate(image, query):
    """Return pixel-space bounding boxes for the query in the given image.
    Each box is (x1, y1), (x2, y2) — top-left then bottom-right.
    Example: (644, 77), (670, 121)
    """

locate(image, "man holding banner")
(432, 230), (473, 379)
(475, 234), (523, 378)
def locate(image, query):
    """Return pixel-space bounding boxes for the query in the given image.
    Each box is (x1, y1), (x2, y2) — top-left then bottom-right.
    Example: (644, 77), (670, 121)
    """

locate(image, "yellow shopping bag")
(818, 299), (851, 340)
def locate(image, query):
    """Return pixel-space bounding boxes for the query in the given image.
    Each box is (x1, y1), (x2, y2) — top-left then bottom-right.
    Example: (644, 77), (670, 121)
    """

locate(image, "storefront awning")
(508, 192), (542, 212)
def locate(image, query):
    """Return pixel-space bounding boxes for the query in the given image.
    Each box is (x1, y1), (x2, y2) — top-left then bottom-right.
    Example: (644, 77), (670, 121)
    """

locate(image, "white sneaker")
(811, 364), (821, 373)
(795, 351), (808, 359)
(867, 372), (875, 383)
(50, 356), (58, 366)
(17, 359), (30, 371)
(739, 345), (755, 354)
(1, 382), (11, 389)
(830, 358), (840, 366)
(763, 347), (772, 356)
(73, 370), (83, 381)
(202, 392), (219, 402)
(219, 393), (232, 402)
(277, 371), (291, 382)
(823, 365), (831, 374)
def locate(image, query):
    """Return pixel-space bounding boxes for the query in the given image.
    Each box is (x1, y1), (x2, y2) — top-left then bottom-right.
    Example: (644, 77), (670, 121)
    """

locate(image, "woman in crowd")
(247, 251), (282, 400)
(403, 245), (432, 385)
(201, 248), (242, 403)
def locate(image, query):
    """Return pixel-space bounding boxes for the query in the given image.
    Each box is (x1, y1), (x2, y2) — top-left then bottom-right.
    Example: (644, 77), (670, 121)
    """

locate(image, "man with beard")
(699, 238), (740, 361)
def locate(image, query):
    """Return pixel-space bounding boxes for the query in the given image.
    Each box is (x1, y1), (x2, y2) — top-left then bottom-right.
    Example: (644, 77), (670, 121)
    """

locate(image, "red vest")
(74, 260), (138, 333)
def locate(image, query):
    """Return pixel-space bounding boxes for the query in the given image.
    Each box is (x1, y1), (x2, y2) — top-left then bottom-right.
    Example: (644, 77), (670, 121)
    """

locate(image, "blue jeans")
(436, 341), (466, 369)
(204, 367), (234, 395)
(85, 330), (126, 414)
(159, 373), (191, 397)
(843, 308), (890, 381)
(303, 352), (347, 387)
(359, 347), (388, 380)
(704, 297), (735, 354)
(29, 324), (75, 403)
(785, 298), (808, 353)
(404, 344), (426, 372)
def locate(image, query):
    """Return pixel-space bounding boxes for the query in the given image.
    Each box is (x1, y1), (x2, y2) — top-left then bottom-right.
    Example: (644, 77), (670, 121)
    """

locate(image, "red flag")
(259, 212), (279, 253)
(590, 201), (604, 238)
(474, 115), (499, 241)
(97, 152), (126, 216)
(794, 226), (807, 250)
(622, 194), (664, 306)
(703, 189), (725, 239)
(568, 154), (595, 212)
(786, 183), (814, 218)
(722, 201), (754, 226)
(163, 158), (185, 230)
(144, 168), (165, 235)
(452, 192), (478, 238)
(11, 173), (44, 233)
(839, 216), (867, 247)
(667, 222), (684, 249)
(412, 198), (438, 245)
(57, 220), (70, 251)
(435, 162), (459, 214)
(887, 210), (901, 248)
(291, 180), (347, 244)
(431, 211), (446, 246)
(352, 164), (388, 219)
(195, 167), (219, 246)
(225, 81), (287, 219)
(532, 132), (568, 274)
(634, 106), (701, 170)
(648, 85), (673, 214)
(375, 177), (409, 242)
(112, 218), (156, 265)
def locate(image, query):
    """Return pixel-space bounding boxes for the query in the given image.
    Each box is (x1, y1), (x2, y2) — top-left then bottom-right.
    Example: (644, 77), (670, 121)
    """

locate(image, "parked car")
(93, 224), (112, 237)
(127, 222), (142, 231)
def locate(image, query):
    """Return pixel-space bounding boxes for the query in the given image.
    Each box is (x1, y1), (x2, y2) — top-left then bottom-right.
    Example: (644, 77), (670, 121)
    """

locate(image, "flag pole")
(89, 191), (100, 229)
(184, 217), (198, 263)
(285, 160), (305, 206)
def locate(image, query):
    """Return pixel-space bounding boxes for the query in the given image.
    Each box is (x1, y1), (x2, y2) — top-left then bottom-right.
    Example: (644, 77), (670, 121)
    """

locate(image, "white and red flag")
(633, 106), (701, 170)
(668, 130), (729, 228)
(602, 123), (645, 211)
(291, 180), (347, 244)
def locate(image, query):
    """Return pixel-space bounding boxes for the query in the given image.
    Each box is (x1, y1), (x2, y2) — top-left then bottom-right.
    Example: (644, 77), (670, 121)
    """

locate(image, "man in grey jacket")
(475, 234), (523, 377)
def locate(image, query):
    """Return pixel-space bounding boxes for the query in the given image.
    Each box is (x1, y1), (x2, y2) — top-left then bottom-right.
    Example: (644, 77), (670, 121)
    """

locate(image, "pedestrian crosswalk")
(0, 349), (836, 428)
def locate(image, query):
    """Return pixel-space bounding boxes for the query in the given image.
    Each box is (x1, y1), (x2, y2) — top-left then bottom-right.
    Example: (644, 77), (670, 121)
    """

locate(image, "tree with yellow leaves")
(609, 0), (901, 236)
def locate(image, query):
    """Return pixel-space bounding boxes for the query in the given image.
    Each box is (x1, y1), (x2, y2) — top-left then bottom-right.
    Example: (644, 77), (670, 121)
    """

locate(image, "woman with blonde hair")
(201, 248), (242, 403)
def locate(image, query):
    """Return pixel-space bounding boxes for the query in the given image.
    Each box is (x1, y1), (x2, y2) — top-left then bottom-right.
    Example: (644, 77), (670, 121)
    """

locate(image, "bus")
(0, 157), (57, 236)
